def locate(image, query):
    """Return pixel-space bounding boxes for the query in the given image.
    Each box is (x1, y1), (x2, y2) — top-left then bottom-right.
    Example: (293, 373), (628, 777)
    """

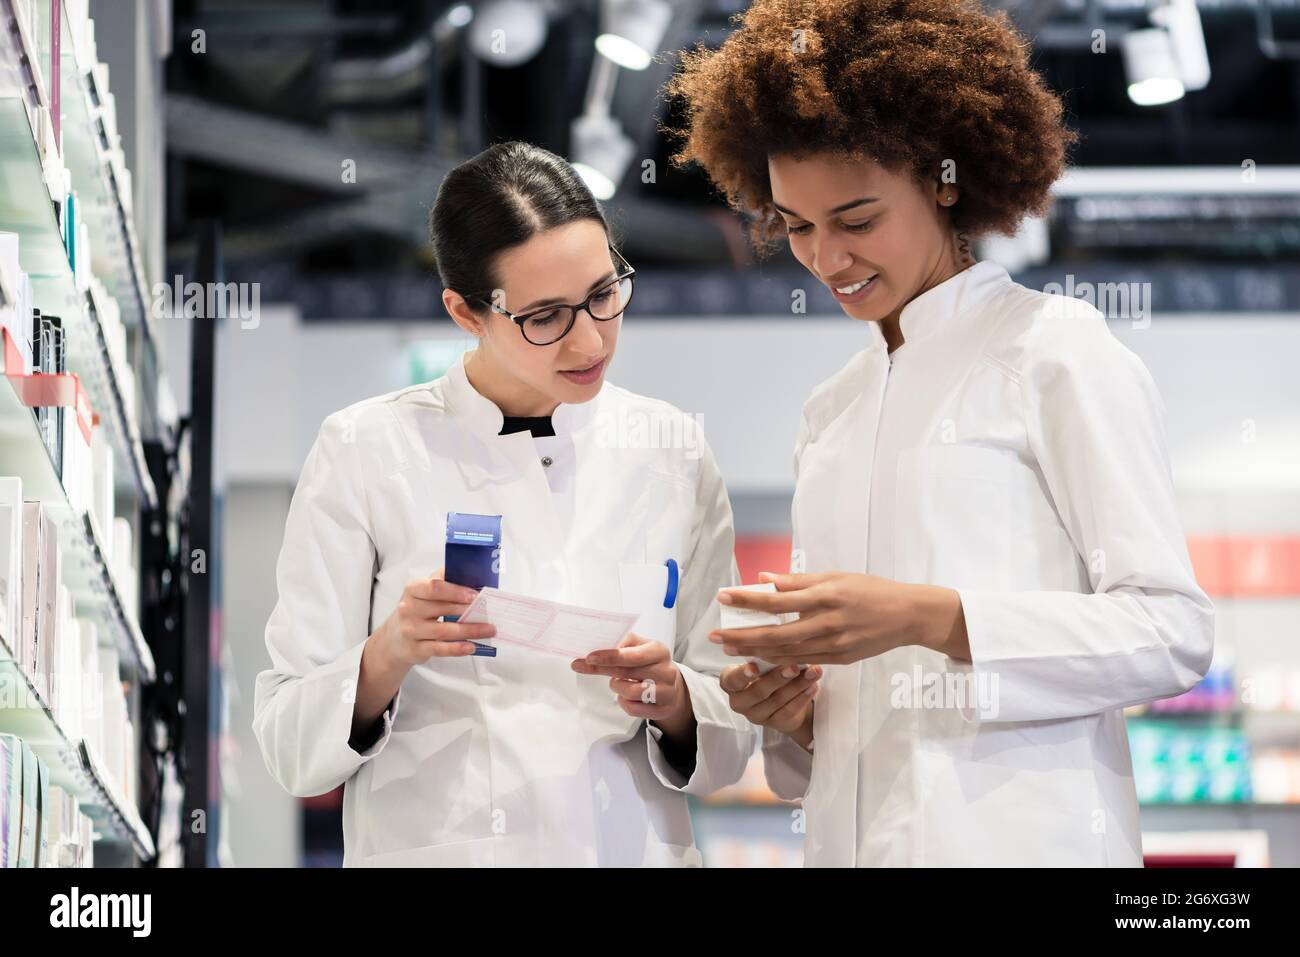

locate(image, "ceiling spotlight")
(468, 0), (548, 68)
(1151, 0), (1210, 92)
(595, 0), (673, 71)
(571, 114), (635, 199)
(446, 4), (473, 29)
(1122, 28), (1185, 106)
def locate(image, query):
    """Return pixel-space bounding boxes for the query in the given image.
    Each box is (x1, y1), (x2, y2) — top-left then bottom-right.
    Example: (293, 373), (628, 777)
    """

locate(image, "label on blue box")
(444, 512), (502, 656)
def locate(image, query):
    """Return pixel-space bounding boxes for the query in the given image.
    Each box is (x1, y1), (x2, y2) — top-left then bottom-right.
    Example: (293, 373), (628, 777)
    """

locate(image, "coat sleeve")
(252, 411), (401, 797)
(644, 427), (758, 794)
(761, 410), (815, 800)
(959, 307), (1214, 723)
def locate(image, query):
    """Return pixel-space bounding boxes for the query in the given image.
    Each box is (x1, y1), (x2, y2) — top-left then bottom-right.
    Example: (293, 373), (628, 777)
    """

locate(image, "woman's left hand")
(710, 572), (970, 667)
(571, 633), (695, 739)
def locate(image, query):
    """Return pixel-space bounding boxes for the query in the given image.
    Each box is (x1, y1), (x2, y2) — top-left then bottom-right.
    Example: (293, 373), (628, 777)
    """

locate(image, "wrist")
(368, 619), (410, 677)
(653, 678), (696, 741)
(909, 584), (969, 660)
(789, 705), (815, 750)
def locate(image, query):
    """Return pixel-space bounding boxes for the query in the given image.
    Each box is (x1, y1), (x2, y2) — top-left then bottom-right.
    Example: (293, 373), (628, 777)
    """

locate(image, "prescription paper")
(458, 587), (639, 658)
(719, 583), (800, 676)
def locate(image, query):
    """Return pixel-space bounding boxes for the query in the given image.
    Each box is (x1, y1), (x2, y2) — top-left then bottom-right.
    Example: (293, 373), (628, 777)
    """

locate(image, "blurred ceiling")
(164, 0), (1300, 291)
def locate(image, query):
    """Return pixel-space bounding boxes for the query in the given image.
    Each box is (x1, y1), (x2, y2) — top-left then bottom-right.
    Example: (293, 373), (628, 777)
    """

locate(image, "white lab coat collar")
(866, 260), (1013, 353)
(443, 351), (600, 438)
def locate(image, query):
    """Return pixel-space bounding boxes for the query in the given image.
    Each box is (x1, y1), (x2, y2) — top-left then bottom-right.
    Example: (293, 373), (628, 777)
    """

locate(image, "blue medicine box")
(444, 512), (502, 656)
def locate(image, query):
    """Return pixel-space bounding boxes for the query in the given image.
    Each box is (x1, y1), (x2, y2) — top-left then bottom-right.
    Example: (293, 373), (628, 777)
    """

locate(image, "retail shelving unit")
(0, 0), (201, 867)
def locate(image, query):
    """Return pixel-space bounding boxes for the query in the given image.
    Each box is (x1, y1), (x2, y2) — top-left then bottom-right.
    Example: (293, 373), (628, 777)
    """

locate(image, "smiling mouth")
(561, 359), (603, 374)
(831, 275), (877, 294)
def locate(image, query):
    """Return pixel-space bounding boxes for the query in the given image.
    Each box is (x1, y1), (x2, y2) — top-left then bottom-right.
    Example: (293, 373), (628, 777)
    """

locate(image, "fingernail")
(708, 633), (721, 643)
(782, 666), (798, 678)
(744, 665), (757, 678)
(804, 684), (817, 695)
(717, 592), (733, 605)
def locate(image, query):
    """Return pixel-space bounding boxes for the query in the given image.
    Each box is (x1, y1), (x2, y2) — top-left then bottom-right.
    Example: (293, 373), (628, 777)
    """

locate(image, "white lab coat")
(253, 354), (754, 866)
(763, 261), (1214, 867)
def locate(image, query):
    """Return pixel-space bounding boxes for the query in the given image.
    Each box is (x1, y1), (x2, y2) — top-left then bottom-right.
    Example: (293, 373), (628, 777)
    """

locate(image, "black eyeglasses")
(473, 246), (636, 346)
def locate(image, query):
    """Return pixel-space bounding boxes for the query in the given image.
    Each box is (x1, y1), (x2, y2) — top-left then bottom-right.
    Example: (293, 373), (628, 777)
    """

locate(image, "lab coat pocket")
(895, 445), (1027, 590)
(618, 562), (677, 658)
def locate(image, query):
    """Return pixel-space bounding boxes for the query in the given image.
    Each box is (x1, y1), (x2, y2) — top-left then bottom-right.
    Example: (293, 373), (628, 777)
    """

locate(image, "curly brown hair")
(664, 0), (1077, 253)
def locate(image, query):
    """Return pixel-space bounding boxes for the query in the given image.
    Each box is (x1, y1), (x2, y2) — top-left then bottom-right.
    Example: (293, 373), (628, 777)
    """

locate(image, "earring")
(945, 194), (954, 203)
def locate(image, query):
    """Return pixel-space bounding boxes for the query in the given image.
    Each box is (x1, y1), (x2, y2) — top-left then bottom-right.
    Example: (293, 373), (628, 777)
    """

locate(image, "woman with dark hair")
(253, 141), (755, 867)
(670, 0), (1214, 866)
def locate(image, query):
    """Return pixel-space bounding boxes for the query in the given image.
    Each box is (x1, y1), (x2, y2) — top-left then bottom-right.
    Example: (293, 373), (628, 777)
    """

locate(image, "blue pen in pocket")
(443, 512), (502, 657)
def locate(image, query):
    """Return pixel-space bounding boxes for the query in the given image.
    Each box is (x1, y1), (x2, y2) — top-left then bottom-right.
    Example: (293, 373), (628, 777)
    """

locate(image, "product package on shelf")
(34, 104), (58, 173)
(80, 813), (93, 868)
(34, 754), (49, 867)
(48, 0), (59, 155)
(90, 425), (114, 548)
(0, 477), (22, 653)
(6, 2), (52, 131)
(44, 785), (73, 868)
(1130, 720), (1254, 804)
(63, 0), (92, 58)
(73, 218), (91, 293)
(0, 232), (35, 375)
(118, 361), (137, 435)
(89, 60), (109, 106)
(32, 313), (64, 471)
(157, 372), (179, 435)
(1253, 749), (1300, 804)
(41, 580), (67, 718)
(96, 645), (130, 802)
(19, 502), (42, 688)
(61, 192), (91, 293)
(20, 301), (95, 515)
(35, 503), (59, 704)
(111, 516), (135, 618)
(19, 501), (59, 703)
(50, 584), (82, 740)
(0, 733), (21, 867)
(61, 188), (73, 265)
(52, 785), (91, 868)
(64, 410), (94, 518)
(117, 163), (133, 220)
(76, 618), (102, 760)
(1241, 664), (1300, 713)
(17, 739), (37, 868)
(0, 736), (89, 869)
(89, 277), (126, 370)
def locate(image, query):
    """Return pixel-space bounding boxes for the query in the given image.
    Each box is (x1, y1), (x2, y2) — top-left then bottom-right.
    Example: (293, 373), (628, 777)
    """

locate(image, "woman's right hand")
(720, 663), (820, 750)
(374, 569), (497, 669)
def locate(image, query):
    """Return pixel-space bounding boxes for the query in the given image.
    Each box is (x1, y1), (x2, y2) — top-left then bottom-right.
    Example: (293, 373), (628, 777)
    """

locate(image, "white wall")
(210, 308), (1300, 496)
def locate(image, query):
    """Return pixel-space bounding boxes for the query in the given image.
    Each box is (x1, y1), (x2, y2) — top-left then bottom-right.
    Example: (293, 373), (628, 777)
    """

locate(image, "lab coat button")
(541, 455), (554, 468)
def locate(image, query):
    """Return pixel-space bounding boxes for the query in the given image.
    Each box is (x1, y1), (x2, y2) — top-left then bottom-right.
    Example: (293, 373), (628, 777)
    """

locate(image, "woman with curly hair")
(672, 0), (1214, 866)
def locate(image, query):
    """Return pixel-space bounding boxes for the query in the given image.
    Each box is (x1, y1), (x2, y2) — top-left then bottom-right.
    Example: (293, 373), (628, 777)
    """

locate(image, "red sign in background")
(737, 534), (1300, 598)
